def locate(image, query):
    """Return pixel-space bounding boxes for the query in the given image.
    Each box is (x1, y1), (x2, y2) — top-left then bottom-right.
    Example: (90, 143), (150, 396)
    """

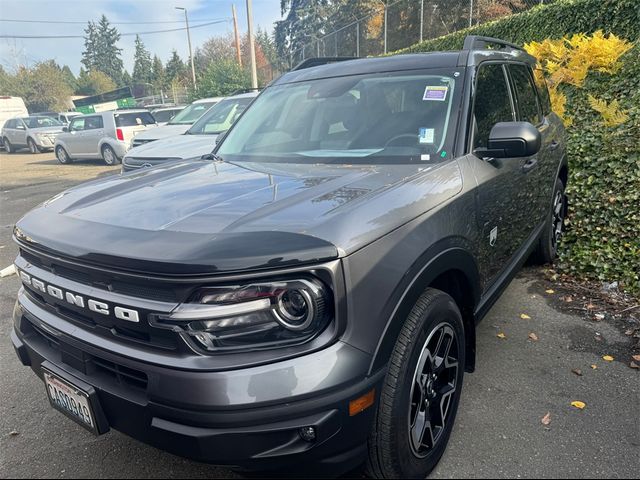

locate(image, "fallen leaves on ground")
(8, 431), (19, 437)
(520, 313), (531, 320)
(545, 289), (555, 294)
(602, 355), (614, 362)
(528, 332), (539, 342)
(630, 361), (639, 370)
(497, 333), (507, 339)
(632, 355), (640, 362)
(571, 368), (583, 376)
(571, 401), (586, 410)
(590, 364), (598, 370)
(541, 412), (551, 425)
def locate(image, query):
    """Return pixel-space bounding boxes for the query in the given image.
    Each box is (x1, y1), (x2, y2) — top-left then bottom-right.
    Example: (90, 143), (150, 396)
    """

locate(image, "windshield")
(217, 69), (461, 164)
(25, 116), (62, 128)
(153, 108), (182, 123)
(187, 97), (254, 135)
(168, 101), (216, 125)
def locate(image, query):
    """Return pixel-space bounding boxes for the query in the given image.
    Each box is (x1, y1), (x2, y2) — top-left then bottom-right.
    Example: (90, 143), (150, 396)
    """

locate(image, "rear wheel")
(366, 288), (465, 479)
(532, 177), (566, 264)
(4, 137), (13, 153)
(55, 146), (72, 164)
(101, 145), (120, 165)
(27, 137), (39, 154)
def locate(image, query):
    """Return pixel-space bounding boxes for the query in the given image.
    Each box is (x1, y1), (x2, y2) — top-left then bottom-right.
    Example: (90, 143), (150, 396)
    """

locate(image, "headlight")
(154, 278), (332, 353)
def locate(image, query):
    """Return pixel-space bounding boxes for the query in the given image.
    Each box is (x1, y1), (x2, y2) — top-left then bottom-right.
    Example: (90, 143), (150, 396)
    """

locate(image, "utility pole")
(232, 4), (242, 67)
(420, 0), (424, 43)
(246, 0), (258, 89)
(376, 1), (387, 54)
(175, 6), (196, 89)
(469, 0), (474, 28)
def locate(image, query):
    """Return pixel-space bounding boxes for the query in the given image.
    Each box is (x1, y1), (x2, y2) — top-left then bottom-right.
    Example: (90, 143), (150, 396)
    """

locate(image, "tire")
(366, 288), (465, 479)
(4, 137), (13, 153)
(101, 145), (120, 165)
(55, 146), (72, 164)
(27, 137), (39, 154)
(532, 178), (567, 264)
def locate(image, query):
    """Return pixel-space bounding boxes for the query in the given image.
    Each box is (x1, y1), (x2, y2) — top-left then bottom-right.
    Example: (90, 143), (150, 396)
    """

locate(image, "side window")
(5, 119), (15, 129)
(473, 63), (514, 150)
(85, 116), (104, 130)
(509, 64), (542, 125)
(70, 118), (85, 131)
(532, 68), (551, 116)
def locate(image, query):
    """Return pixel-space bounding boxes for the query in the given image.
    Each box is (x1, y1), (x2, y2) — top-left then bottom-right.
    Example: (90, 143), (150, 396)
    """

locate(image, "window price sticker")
(423, 85), (448, 101)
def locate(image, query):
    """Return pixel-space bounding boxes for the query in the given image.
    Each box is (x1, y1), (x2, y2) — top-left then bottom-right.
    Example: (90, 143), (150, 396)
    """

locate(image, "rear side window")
(114, 112), (155, 127)
(509, 64), (542, 125)
(152, 109), (179, 123)
(5, 119), (15, 128)
(532, 68), (551, 116)
(472, 63), (514, 149)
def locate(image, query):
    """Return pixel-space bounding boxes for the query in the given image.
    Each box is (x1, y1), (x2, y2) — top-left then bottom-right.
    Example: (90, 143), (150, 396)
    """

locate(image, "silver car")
(2, 116), (64, 153)
(54, 110), (156, 165)
(150, 106), (185, 126)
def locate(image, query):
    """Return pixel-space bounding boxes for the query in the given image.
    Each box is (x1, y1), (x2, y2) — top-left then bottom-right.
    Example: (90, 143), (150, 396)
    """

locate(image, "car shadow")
(29, 158), (113, 167)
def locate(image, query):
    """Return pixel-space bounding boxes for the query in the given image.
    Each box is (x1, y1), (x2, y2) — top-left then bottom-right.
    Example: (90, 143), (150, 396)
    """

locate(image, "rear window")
(114, 112), (155, 127)
(152, 109), (181, 123)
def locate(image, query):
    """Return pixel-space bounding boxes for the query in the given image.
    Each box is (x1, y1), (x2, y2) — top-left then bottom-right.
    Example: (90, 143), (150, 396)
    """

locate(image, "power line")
(0, 17), (230, 25)
(0, 19), (231, 39)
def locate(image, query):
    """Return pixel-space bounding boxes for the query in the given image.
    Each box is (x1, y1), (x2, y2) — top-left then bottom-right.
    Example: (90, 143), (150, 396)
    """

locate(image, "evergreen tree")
(132, 35), (153, 86)
(164, 50), (186, 86)
(151, 55), (166, 92)
(81, 15), (124, 85)
(60, 65), (77, 92)
(122, 70), (133, 87)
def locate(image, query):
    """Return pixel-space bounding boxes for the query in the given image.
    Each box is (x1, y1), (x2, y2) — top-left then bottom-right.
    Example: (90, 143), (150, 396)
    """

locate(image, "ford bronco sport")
(11, 36), (566, 478)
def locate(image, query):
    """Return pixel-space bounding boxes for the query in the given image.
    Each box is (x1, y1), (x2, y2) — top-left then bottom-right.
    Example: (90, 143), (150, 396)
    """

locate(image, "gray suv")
(54, 110), (156, 165)
(10, 37), (566, 478)
(2, 116), (64, 153)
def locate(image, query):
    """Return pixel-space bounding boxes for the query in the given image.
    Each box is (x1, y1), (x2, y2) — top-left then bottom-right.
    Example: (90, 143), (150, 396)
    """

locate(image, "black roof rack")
(463, 35), (526, 53)
(292, 57), (359, 71)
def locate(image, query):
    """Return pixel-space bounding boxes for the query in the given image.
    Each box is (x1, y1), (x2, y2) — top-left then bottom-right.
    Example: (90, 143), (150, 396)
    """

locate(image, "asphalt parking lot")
(0, 152), (638, 479)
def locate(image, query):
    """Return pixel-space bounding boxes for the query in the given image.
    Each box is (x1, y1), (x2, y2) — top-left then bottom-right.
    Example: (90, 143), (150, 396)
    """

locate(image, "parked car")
(0, 97), (28, 141)
(57, 112), (83, 125)
(123, 92), (257, 172)
(54, 110), (156, 165)
(150, 106), (185, 125)
(130, 97), (223, 148)
(10, 36), (566, 478)
(2, 115), (64, 153)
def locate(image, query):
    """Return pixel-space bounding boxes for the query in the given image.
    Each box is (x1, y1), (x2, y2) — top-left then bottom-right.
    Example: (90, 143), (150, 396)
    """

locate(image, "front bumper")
(12, 294), (381, 474)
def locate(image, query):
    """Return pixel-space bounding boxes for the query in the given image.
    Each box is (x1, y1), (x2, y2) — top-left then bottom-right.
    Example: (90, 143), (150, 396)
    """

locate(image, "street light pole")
(175, 7), (196, 89)
(420, 0), (424, 43)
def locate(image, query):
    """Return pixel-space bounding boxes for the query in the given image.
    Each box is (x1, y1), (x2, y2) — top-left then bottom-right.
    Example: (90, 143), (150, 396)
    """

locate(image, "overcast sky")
(0, 0), (284, 74)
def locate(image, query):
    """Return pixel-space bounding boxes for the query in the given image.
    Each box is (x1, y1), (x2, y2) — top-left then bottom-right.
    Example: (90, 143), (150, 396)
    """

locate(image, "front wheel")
(101, 145), (121, 165)
(27, 137), (39, 154)
(55, 146), (72, 164)
(4, 137), (13, 153)
(366, 288), (465, 479)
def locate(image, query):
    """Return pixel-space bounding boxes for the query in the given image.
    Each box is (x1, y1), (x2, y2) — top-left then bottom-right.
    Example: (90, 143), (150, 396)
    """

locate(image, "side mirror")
(475, 121), (541, 158)
(215, 130), (229, 145)
(62, 126), (69, 132)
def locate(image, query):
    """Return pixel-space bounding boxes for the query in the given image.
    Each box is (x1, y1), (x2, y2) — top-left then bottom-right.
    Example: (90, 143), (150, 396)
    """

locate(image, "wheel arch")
(368, 242), (482, 375)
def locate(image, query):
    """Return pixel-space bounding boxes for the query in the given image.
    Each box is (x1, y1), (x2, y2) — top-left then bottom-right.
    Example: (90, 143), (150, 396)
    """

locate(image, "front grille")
(24, 318), (149, 391)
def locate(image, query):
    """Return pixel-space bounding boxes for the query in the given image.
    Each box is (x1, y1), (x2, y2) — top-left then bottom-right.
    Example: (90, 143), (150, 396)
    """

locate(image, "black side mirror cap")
(62, 126), (69, 132)
(475, 121), (541, 158)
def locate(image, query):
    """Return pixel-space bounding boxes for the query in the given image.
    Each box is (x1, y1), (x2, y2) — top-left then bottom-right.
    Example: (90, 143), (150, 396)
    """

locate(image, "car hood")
(15, 159), (462, 275)
(30, 126), (64, 134)
(132, 123), (191, 141)
(125, 134), (216, 161)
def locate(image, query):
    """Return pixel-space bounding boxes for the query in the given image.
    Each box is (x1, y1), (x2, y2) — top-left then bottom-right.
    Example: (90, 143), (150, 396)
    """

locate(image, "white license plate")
(44, 371), (96, 432)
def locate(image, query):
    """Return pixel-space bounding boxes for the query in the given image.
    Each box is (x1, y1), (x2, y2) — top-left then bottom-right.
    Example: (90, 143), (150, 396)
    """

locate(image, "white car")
(150, 106), (185, 126)
(122, 92), (257, 172)
(130, 97), (223, 148)
(2, 115), (64, 153)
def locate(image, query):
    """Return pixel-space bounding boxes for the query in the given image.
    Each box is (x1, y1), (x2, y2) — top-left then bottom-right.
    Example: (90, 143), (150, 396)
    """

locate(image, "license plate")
(44, 370), (97, 433)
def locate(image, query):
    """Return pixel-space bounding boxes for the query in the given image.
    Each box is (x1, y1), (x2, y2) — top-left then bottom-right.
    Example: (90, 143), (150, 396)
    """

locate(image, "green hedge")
(397, 0), (640, 294)
(395, 0), (640, 54)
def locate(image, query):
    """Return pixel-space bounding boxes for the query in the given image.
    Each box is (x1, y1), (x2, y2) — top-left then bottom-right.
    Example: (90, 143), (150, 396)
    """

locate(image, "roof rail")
(292, 57), (359, 71)
(228, 87), (262, 96)
(463, 35), (526, 53)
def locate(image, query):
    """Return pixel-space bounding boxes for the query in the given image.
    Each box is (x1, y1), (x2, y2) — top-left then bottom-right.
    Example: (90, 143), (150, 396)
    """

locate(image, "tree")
(81, 15), (124, 85)
(165, 50), (186, 87)
(76, 68), (117, 96)
(197, 60), (250, 98)
(60, 65), (77, 92)
(132, 35), (153, 86)
(122, 70), (133, 87)
(151, 55), (165, 92)
(6, 61), (73, 111)
(194, 33), (237, 72)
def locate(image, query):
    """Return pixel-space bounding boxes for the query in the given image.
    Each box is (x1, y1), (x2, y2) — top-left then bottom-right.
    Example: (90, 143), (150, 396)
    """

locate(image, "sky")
(0, 0), (284, 74)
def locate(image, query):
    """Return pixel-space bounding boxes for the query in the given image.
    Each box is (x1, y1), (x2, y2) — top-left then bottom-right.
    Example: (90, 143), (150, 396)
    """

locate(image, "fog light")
(299, 426), (317, 442)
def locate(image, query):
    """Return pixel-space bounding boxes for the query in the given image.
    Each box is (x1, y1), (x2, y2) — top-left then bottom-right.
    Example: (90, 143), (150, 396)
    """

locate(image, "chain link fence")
(285, 0), (552, 70)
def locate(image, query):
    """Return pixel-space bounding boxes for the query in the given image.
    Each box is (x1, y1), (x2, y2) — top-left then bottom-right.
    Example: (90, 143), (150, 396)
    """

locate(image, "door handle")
(549, 140), (560, 151)
(523, 158), (538, 172)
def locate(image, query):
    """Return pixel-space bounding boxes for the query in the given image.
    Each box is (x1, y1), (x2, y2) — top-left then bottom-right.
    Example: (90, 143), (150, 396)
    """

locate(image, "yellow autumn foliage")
(525, 31), (633, 127)
(587, 95), (629, 127)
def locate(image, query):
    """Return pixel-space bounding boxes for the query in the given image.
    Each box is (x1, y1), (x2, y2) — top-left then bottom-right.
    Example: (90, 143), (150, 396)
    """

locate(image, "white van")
(0, 96), (28, 148)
